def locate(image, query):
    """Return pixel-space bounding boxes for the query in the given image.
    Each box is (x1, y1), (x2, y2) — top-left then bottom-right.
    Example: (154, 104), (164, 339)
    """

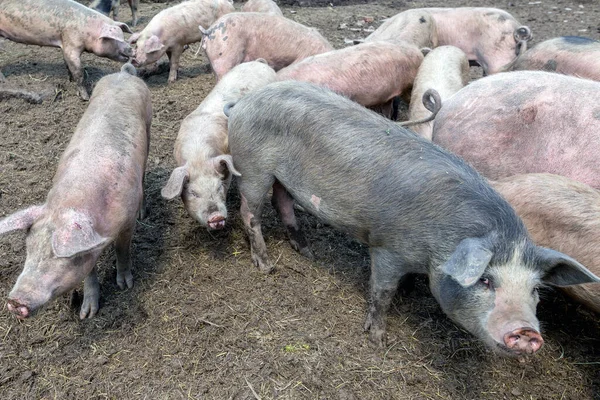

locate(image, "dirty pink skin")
(0, 0), (133, 100)
(161, 60), (276, 230)
(201, 12), (333, 81)
(408, 46), (469, 140)
(507, 36), (600, 82)
(0, 64), (151, 320)
(491, 173), (600, 314)
(89, 0), (140, 27)
(381, 7), (531, 75)
(432, 71), (600, 189)
(276, 41), (424, 108)
(241, 0), (283, 16)
(129, 0), (234, 83)
(365, 9), (438, 49)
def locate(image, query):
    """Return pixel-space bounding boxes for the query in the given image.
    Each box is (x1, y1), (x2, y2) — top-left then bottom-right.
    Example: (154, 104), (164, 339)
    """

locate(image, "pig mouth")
(6, 298), (34, 319)
(208, 216), (226, 230)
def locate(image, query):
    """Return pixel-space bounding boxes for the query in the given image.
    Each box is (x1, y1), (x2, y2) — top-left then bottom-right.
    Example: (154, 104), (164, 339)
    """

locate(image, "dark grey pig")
(90, 0), (139, 27)
(0, 64), (151, 319)
(226, 81), (599, 355)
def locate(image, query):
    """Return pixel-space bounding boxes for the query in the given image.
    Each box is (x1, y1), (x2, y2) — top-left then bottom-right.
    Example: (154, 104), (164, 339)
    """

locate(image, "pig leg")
(0, 69), (5, 82)
(271, 180), (314, 260)
(62, 47), (89, 100)
(240, 176), (275, 273)
(112, 0), (120, 21)
(166, 45), (184, 84)
(363, 248), (405, 347)
(129, 0), (139, 27)
(80, 267), (100, 319)
(115, 227), (134, 290)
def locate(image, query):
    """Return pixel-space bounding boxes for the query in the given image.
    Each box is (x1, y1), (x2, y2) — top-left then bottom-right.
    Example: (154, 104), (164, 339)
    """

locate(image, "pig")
(201, 12), (334, 81)
(276, 41), (424, 109)
(161, 59), (276, 229)
(491, 173), (600, 314)
(0, 63), (152, 319)
(505, 36), (600, 82)
(89, 0), (139, 27)
(225, 81), (599, 355)
(432, 71), (600, 189)
(408, 46), (469, 140)
(241, 0), (283, 16)
(0, 0), (133, 100)
(367, 7), (532, 75)
(129, 0), (235, 83)
(364, 9), (439, 49)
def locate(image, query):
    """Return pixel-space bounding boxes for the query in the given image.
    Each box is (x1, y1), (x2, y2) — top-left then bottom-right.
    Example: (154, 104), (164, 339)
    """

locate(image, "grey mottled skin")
(0, 0), (133, 100)
(89, 0), (139, 27)
(227, 81), (599, 355)
(0, 64), (151, 320)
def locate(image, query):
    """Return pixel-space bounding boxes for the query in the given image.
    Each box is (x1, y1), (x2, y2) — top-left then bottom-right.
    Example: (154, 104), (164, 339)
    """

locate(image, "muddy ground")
(1, 0), (599, 399)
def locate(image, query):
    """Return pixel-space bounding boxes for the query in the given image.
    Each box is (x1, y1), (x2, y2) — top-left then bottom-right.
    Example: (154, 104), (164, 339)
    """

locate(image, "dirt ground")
(1, 0), (599, 399)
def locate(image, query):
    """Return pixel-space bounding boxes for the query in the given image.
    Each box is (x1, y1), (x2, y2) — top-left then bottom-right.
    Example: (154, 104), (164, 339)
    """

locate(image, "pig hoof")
(368, 329), (387, 348)
(298, 246), (315, 261)
(251, 253), (274, 274)
(117, 271), (134, 290)
(78, 87), (90, 101)
(80, 297), (99, 319)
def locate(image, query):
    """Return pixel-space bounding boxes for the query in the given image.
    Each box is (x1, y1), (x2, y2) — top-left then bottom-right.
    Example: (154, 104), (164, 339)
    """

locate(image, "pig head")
(162, 155), (240, 230)
(0, 206), (111, 319)
(430, 237), (600, 355)
(92, 23), (134, 62)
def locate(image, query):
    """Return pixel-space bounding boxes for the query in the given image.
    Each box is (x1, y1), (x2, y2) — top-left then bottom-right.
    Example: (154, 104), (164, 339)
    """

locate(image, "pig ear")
(536, 246), (600, 286)
(0, 205), (46, 235)
(99, 24), (125, 43)
(161, 166), (189, 200)
(51, 212), (109, 258)
(213, 155), (241, 177)
(441, 237), (493, 287)
(117, 23), (133, 34)
(145, 35), (165, 54)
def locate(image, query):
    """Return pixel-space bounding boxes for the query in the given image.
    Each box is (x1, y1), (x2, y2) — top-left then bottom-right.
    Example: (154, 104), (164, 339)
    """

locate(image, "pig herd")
(1, 0), (600, 359)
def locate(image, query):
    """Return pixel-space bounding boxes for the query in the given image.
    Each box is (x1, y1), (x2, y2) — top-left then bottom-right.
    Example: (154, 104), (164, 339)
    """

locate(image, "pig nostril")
(504, 328), (544, 353)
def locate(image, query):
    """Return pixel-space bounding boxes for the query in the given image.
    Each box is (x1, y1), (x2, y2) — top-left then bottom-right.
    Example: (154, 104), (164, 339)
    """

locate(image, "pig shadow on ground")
(242, 188), (600, 397)
(140, 60), (212, 87)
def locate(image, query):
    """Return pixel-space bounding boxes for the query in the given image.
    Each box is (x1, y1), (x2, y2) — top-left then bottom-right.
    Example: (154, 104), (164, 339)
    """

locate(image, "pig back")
(491, 173), (600, 313)
(432, 71), (600, 189)
(228, 81), (526, 262)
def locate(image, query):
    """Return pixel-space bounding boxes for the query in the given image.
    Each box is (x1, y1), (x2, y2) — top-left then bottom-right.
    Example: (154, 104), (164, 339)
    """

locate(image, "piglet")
(162, 59), (276, 229)
(89, 0), (139, 27)
(276, 41), (424, 109)
(0, 63), (152, 319)
(408, 46), (469, 140)
(201, 12), (333, 81)
(0, 0), (133, 100)
(241, 0), (283, 16)
(130, 0), (234, 83)
(491, 174), (600, 313)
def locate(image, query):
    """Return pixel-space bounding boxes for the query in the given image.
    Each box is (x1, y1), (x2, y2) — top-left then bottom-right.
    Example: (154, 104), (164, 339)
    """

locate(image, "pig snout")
(207, 213), (226, 230)
(6, 298), (31, 319)
(503, 327), (544, 354)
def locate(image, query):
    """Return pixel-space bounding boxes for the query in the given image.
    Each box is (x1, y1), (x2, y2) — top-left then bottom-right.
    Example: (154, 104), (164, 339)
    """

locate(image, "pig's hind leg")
(115, 227), (134, 290)
(364, 248), (406, 347)
(271, 180), (314, 260)
(80, 267), (100, 319)
(239, 175), (276, 274)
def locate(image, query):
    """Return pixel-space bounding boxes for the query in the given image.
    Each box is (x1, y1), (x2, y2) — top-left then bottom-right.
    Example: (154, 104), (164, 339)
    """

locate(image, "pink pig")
(130, 0), (234, 83)
(241, 0), (283, 16)
(276, 41), (424, 109)
(0, 64), (151, 320)
(201, 12), (333, 81)
(0, 0), (133, 100)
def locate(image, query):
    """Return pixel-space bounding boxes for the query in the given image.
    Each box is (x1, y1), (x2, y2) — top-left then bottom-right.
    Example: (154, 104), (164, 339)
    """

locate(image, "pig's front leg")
(80, 267), (100, 319)
(166, 44), (184, 84)
(0, 69), (5, 82)
(115, 227), (134, 290)
(271, 180), (314, 260)
(112, 0), (120, 21)
(364, 248), (405, 347)
(62, 47), (89, 100)
(240, 177), (274, 273)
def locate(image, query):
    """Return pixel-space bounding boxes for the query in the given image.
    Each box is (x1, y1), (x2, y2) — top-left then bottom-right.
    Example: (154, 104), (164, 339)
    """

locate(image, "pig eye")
(189, 189), (201, 198)
(480, 277), (492, 290)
